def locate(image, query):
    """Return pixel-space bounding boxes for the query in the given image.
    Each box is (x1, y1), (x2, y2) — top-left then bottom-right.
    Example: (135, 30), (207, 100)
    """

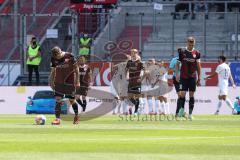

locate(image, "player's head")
(130, 49), (139, 60)
(148, 58), (155, 65)
(78, 55), (86, 65)
(187, 36), (195, 51)
(218, 55), (226, 63)
(51, 46), (62, 59)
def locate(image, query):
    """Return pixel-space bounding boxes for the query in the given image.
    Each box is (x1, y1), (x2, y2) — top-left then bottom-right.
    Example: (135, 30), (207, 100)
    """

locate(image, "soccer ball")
(35, 115), (46, 125)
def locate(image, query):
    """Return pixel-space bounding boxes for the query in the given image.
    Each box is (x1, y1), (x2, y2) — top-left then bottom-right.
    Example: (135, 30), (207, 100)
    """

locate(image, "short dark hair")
(218, 55), (226, 62)
(187, 36), (195, 43)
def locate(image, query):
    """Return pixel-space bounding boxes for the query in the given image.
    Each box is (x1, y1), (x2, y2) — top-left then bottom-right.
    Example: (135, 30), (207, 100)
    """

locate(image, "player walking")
(125, 49), (145, 115)
(175, 37), (201, 120)
(205, 56), (236, 115)
(75, 56), (92, 118)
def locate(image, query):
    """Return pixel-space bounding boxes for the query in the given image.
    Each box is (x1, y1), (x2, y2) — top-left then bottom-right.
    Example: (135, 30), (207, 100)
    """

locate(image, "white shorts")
(219, 85), (228, 96)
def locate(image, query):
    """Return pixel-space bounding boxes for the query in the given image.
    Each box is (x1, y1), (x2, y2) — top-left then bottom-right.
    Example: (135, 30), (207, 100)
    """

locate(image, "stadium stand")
(0, 0), (240, 85)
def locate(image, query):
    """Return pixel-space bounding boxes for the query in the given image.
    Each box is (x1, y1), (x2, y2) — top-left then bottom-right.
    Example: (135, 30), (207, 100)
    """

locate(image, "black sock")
(130, 98), (136, 106)
(55, 102), (61, 119)
(134, 99), (139, 113)
(82, 100), (87, 112)
(76, 99), (83, 106)
(175, 98), (181, 116)
(179, 97), (186, 110)
(189, 97), (195, 115)
(72, 102), (78, 115)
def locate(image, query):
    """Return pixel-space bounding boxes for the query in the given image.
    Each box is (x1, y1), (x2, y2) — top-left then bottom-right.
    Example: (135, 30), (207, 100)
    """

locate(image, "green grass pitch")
(0, 115), (239, 160)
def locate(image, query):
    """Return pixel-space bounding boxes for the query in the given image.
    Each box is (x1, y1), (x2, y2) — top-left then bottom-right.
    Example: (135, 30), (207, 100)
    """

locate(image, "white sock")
(226, 98), (234, 109)
(217, 100), (222, 112)
(155, 100), (160, 114)
(161, 102), (166, 114)
(117, 100), (121, 113)
(113, 100), (119, 113)
(138, 97), (144, 114)
(165, 102), (170, 114)
(147, 98), (153, 113)
(122, 100), (128, 113)
(142, 98), (147, 114)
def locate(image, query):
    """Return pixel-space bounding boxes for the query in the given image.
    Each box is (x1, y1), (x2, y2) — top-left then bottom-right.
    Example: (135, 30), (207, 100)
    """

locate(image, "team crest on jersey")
(193, 54), (196, 58)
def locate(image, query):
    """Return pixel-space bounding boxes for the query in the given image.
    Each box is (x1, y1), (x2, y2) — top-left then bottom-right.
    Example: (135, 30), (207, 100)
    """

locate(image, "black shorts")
(54, 92), (75, 99)
(76, 86), (89, 96)
(179, 78), (196, 92)
(128, 84), (141, 94)
(173, 76), (180, 93)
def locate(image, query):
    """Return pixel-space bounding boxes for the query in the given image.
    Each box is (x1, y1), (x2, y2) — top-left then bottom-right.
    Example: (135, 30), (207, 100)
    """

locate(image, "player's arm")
(229, 72), (236, 88)
(49, 67), (56, 89)
(89, 69), (94, 86)
(205, 65), (219, 80)
(175, 61), (180, 82)
(196, 61), (201, 86)
(175, 48), (183, 82)
(205, 71), (217, 80)
(140, 65), (147, 82)
(195, 51), (201, 86)
(168, 58), (175, 75)
(74, 66), (80, 88)
(125, 61), (129, 80)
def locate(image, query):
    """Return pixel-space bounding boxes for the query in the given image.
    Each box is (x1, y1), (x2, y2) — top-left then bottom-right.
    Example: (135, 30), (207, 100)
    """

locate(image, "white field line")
(0, 136), (240, 142)
(63, 136), (240, 141)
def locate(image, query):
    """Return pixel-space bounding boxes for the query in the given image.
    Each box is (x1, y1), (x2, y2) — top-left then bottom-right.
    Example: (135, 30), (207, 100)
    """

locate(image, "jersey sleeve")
(196, 50), (201, 62)
(169, 58), (176, 69)
(178, 48), (184, 62)
(215, 65), (222, 74)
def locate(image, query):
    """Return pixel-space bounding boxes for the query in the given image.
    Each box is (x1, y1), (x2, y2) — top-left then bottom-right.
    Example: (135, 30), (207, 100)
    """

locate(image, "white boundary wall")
(0, 86), (239, 115)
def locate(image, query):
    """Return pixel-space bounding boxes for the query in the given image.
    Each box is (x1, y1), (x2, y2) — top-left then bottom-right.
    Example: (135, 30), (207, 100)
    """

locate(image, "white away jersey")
(215, 63), (231, 87)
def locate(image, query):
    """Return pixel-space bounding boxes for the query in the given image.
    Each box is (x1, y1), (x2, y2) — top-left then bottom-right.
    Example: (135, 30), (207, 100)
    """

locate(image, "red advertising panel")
(201, 62), (218, 86)
(89, 62), (111, 86)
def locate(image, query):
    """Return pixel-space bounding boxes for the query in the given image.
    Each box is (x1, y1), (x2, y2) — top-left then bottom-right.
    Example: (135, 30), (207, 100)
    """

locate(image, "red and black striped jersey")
(178, 47), (201, 79)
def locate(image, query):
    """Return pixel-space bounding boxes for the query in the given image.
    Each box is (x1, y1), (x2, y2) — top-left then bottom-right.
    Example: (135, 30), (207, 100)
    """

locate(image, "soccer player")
(169, 56), (181, 116)
(142, 58), (157, 115)
(175, 37), (201, 120)
(49, 46), (80, 125)
(205, 56), (236, 115)
(111, 55), (131, 115)
(152, 60), (170, 115)
(125, 49), (145, 115)
(75, 56), (92, 116)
